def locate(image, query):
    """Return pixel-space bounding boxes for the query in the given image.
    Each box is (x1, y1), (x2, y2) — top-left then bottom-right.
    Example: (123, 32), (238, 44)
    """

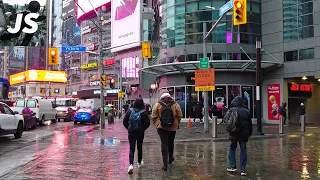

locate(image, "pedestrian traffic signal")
(110, 78), (115, 89)
(48, 47), (59, 65)
(233, 0), (247, 25)
(101, 75), (107, 87)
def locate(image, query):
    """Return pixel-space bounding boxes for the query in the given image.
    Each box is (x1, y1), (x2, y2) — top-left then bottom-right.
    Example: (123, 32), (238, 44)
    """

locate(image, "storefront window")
(241, 86), (254, 118)
(175, 87), (186, 118)
(213, 86), (227, 118)
(186, 86), (197, 118)
(228, 86), (241, 108)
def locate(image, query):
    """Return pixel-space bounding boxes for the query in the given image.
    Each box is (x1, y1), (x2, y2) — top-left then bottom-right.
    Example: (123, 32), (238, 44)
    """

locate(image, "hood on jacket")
(231, 96), (244, 107)
(160, 96), (174, 104)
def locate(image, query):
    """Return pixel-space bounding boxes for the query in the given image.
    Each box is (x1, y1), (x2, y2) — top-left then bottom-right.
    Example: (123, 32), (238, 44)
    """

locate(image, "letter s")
(22, 13), (39, 34)
(7, 13), (23, 34)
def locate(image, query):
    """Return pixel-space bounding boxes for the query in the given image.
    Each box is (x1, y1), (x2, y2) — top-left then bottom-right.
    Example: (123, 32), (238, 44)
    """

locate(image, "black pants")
(129, 131), (144, 165)
(157, 129), (176, 165)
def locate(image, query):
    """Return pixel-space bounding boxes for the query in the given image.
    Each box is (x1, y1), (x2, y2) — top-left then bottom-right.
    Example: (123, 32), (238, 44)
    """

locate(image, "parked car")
(21, 107), (37, 131)
(74, 108), (100, 125)
(12, 98), (57, 125)
(0, 102), (24, 139)
(55, 107), (75, 122)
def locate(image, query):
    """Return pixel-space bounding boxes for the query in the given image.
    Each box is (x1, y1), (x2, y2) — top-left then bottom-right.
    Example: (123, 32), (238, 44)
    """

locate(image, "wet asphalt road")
(1, 121), (320, 179)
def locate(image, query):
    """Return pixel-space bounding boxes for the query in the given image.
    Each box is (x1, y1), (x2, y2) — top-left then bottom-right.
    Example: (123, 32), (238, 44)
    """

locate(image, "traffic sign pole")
(203, 22), (209, 133)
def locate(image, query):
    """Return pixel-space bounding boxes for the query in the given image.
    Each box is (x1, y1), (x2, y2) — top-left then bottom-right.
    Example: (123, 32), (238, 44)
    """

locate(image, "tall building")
(142, 0), (319, 124)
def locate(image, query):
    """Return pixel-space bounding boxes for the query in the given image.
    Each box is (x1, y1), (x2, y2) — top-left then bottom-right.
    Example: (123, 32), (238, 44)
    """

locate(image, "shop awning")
(141, 60), (283, 76)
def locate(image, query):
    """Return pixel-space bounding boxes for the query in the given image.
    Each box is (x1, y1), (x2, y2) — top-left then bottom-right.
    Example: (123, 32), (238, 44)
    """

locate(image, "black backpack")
(159, 102), (174, 127)
(128, 108), (145, 132)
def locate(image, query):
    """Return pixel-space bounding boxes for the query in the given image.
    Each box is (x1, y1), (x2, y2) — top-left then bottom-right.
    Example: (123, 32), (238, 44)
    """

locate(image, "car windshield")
(78, 108), (92, 113)
(26, 100), (36, 108)
(16, 100), (25, 107)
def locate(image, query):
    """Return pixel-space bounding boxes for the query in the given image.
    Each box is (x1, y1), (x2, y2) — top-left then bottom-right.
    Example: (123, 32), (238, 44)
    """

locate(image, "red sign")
(103, 59), (115, 66)
(267, 84), (281, 120)
(290, 83), (313, 92)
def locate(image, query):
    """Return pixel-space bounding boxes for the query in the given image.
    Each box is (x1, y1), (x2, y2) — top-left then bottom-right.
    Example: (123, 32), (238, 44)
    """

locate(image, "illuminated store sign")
(81, 62), (99, 69)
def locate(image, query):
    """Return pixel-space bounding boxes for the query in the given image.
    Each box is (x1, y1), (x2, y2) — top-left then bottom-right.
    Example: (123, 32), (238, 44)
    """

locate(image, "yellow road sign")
(195, 86), (215, 92)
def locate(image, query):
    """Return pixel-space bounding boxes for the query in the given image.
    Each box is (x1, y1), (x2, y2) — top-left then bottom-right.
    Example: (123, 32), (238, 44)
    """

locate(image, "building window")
(283, 0), (314, 42)
(186, 2), (198, 13)
(284, 50), (298, 62)
(29, 87), (36, 94)
(299, 48), (314, 60)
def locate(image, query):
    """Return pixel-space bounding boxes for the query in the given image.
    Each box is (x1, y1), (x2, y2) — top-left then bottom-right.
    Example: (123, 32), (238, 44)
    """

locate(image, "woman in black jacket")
(123, 98), (150, 174)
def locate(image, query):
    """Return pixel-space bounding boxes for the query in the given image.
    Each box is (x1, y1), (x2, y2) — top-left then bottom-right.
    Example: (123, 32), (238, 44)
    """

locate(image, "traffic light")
(48, 47), (59, 65)
(110, 78), (115, 89)
(101, 75), (107, 87)
(233, 0), (247, 25)
(142, 42), (151, 58)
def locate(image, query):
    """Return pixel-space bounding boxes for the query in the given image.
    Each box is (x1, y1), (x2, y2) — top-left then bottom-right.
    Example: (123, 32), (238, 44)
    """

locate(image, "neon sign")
(290, 83), (313, 92)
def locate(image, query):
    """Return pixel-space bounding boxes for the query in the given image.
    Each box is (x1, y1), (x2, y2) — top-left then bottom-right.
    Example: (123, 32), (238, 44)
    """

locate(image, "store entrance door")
(288, 98), (306, 124)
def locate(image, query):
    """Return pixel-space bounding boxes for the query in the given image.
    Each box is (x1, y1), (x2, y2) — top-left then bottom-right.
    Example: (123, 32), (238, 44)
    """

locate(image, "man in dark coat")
(227, 96), (252, 176)
(193, 102), (203, 123)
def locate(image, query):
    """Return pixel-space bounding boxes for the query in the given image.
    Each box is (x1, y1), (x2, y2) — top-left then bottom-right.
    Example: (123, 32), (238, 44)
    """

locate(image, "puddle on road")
(93, 138), (120, 146)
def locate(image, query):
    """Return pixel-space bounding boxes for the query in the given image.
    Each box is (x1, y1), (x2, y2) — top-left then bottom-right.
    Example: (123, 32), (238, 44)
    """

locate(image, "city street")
(0, 120), (320, 179)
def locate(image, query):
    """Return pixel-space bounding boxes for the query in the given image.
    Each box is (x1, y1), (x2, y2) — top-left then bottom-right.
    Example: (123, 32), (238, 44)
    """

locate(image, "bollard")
(212, 116), (217, 138)
(301, 115), (305, 132)
(279, 115), (283, 134)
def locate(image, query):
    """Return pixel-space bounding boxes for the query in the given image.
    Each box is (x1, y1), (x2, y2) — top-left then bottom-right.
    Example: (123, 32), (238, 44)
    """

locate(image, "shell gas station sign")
(10, 70), (67, 85)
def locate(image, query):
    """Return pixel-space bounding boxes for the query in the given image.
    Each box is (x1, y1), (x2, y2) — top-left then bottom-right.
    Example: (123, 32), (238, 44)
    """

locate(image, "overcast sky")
(3, 0), (47, 6)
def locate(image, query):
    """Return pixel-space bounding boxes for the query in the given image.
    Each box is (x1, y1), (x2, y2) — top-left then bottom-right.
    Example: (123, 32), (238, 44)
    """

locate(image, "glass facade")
(160, 0), (262, 49)
(283, 0), (314, 42)
(284, 48), (314, 62)
(160, 85), (257, 119)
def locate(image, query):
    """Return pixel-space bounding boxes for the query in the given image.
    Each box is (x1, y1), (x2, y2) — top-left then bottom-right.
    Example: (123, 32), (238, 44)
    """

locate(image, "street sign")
(118, 91), (125, 98)
(195, 68), (215, 92)
(219, 0), (234, 16)
(61, 46), (87, 52)
(199, 57), (209, 69)
(142, 42), (151, 58)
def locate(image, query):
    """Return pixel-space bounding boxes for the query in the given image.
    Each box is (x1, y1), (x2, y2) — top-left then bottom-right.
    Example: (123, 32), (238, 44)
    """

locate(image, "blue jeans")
(228, 140), (247, 172)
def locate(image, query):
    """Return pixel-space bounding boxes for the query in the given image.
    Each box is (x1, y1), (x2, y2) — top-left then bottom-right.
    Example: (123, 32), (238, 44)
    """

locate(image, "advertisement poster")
(0, 0), (47, 46)
(241, 86), (253, 118)
(111, 0), (141, 52)
(267, 84), (281, 120)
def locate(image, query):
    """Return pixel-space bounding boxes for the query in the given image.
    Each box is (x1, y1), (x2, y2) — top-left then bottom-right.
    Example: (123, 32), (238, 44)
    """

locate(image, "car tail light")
(74, 111), (78, 116)
(36, 100), (40, 108)
(90, 112), (94, 116)
(13, 102), (16, 107)
(65, 110), (69, 113)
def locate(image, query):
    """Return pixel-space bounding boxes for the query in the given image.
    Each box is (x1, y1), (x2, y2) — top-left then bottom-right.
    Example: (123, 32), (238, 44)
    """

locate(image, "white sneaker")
(137, 160), (144, 168)
(128, 164), (133, 174)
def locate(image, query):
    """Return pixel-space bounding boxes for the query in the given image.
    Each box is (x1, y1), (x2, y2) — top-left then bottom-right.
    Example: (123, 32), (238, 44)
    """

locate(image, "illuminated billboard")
(76, 0), (111, 22)
(10, 70), (67, 85)
(111, 0), (141, 52)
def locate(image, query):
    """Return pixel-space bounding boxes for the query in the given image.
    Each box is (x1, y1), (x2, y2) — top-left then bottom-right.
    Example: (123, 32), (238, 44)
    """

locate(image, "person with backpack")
(223, 96), (252, 176)
(151, 92), (183, 171)
(123, 98), (150, 174)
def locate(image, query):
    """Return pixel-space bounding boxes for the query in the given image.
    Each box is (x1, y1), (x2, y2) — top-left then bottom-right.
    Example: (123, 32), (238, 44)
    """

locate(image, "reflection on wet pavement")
(2, 122), (320, 179)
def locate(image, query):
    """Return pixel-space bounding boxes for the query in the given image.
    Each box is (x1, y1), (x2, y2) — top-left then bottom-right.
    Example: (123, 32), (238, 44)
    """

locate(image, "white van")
(12, 98), (57, 125)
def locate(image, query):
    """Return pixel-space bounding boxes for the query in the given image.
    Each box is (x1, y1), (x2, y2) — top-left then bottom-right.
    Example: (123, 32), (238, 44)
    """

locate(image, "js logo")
(8, 13), (40, 34)
(0, 1), (46, 46)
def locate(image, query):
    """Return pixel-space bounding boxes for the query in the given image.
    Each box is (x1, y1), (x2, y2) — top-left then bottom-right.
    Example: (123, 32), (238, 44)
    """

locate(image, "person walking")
(280, 102), (287, 125)
(123, 98), (150, 174)
(299, 103), (306, 125)
(193, 102), (203, 123)
(224, 96), (252, 176)
(152, 92), (182, 171)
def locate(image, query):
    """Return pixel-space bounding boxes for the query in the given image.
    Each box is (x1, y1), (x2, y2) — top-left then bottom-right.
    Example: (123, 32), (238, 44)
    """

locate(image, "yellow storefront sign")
(10, 70), (67, 85)
(81, 62), (99, 69)
(195, 86), (215, 92)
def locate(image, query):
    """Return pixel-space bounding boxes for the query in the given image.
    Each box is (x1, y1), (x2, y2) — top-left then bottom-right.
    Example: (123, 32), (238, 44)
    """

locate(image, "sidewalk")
(87, 119), (320, 143)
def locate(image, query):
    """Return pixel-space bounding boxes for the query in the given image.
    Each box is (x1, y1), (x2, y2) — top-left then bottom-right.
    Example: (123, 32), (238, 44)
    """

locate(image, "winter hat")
(160, 93), (171, 99)
(162, 89), (169, 94)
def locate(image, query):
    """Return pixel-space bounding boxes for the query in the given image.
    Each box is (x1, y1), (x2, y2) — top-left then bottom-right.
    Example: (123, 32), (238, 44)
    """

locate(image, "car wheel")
(74, 121), (77, 125)
(39, 116), (45, 126)
(52, 119), (57, 123)
(58, 119), (61, 122)
(24, 120), (29, 131)
(14, 121), (23, 139)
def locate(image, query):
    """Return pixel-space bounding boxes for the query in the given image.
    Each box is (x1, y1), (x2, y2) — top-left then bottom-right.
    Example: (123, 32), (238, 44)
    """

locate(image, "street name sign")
(62, 46), (87, 52)
(219, 0), (234, 16)
(195, 68), (215, 92)
(199, 57), (209, 69)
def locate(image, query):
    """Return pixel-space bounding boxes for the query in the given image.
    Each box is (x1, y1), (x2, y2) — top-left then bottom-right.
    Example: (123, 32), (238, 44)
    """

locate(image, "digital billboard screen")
(0, 0), (47, 46)
(62, 0), (76, 20)
(76, 0), (110, 21)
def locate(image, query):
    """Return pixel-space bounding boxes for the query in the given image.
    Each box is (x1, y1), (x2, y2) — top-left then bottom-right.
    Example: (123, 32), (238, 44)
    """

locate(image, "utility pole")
(203, 22), (209, 132)
(98, 9), (105, 129)
(256, 36), (263, 134)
